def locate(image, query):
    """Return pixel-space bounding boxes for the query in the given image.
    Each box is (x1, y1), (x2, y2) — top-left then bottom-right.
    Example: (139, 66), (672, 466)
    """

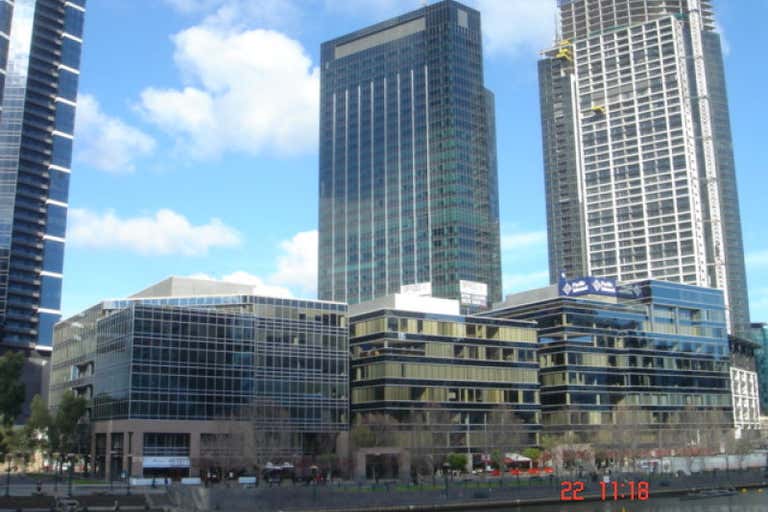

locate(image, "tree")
(0, 352), (25, 426)
(25, 395), (52, 454)
(485, 407), (528, 457)
(408, 405), (452, 477)
(49, 391), (88, 470)
(522, 447), (542, 467)
(350, 413), (398, 449)
(446, 453), (467, 472)
(350, 424), (376, 449)
(609, 403), (647, 471)
(540, 434), (558, 468)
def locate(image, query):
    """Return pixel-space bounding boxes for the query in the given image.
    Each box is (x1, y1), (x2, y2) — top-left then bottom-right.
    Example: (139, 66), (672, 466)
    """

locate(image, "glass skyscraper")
(318, 0), (501, 312)
(0, 0), (85, 414)
(539, 0), (750, 336)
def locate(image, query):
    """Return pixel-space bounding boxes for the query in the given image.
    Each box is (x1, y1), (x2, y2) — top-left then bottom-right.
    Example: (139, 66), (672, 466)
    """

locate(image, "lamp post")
(53, 454), (59, 493)
(5, 454), (11, 497)
(67, 453), (75, 497)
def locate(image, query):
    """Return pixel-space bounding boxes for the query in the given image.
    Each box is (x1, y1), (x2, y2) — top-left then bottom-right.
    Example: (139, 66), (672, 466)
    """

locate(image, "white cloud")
(74, 94), (156, 172)
(271, 230), (318, 296)
(190, 271), (295, 298)
(163, 0), (302, 28)
(68, 208), (241, 256)
(714, 21), (731, 57)
(163, 0), (223, 13)
(475, 0), (555, 57)
(189, 229), (318, 298)
(139, 21), (318, 159)
(323, 0), (414, 18)
(501, 230), (547, 251)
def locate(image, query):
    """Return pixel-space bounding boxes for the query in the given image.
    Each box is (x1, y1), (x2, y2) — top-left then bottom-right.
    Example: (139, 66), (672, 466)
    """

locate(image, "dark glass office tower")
(0, 0), (86, 415)
(539, 0), (750, 336)
(318, 0), (501, 311)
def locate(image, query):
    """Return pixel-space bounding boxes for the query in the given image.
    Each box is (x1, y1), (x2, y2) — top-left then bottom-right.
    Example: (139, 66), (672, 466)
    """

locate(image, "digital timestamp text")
(560, 480), (650, 501)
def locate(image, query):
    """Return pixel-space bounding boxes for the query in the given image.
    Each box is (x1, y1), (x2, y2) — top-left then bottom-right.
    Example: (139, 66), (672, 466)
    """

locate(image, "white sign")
(400, 282), (432, 296)
(142, 456), (190, 469)
(459, 280), (488, 307)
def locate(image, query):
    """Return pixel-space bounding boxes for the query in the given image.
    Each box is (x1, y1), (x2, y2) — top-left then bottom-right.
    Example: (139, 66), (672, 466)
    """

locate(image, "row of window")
(352, 384), (537, 405)
(351, 315), (536, 342)
(353, 361), (538, 384)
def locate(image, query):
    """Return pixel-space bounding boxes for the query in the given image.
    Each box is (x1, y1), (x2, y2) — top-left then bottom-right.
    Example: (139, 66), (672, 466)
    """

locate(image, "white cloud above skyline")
(68, 208), (242, 256)
(188, 229), (318, 299)
(271, 230), (318, 297)
(139, 20), (318, 159)
(74, 94), (156, 173)
(187, 271), (295, 298)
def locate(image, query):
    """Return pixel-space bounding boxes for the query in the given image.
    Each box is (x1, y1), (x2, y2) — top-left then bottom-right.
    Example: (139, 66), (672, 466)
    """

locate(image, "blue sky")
(62, 0), (768, 322)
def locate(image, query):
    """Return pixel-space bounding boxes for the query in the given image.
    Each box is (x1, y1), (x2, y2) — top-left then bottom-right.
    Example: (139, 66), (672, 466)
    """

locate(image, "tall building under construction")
(539, 0), (750, 335)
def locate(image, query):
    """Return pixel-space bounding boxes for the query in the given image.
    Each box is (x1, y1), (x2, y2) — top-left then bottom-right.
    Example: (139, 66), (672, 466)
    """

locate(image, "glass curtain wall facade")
(350, 308), (540, 458)
(52, 292), (349, 476)
(0, 0), (84, 346)
(750, 322), (768, 413)
(318, 0), (501, 311)
(540, 0), (750, 336)
(486, 280), (731, 446)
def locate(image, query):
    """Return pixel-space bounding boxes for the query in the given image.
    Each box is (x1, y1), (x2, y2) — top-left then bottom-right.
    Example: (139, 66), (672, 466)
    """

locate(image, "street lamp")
(67, 453), (75, 497)
(5, 453), (11, 497)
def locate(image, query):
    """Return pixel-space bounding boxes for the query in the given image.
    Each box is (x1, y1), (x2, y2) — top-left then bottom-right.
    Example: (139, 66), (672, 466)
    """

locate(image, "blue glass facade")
(751, 322), (768, 413)
(51, 289), (350, 477)
(0, 0), (85, 351)
(486, 280), (732, 446)
(0, 0), (85, 421)
(318, 0), (502, 311)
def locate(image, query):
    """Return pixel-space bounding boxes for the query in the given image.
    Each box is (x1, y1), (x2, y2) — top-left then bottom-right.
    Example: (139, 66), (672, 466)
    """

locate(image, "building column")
(131, 430), (144, 477)
(190, 431), (201, 478)
(122, 432), (131, 476)
(89, 432), (96, 477)
(104, 431), (112, 482)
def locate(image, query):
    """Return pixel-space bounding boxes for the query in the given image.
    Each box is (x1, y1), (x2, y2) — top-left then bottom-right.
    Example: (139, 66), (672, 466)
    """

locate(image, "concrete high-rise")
(539, 0), (750, 335)
(0, 0), (86, 415)
(318, 0), (501, 312)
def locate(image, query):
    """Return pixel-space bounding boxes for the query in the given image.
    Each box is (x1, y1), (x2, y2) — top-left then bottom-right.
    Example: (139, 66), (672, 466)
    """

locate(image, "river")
(493, 490), (767, 511)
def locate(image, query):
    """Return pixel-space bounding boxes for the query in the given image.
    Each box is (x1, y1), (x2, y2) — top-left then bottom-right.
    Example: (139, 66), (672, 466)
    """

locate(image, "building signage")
(558, 276), (618, 298)
(400, 282), (432, 297)
(459, 280), (488, 307)
(557, 275), (645, 299)
(142, 456), (190, 469)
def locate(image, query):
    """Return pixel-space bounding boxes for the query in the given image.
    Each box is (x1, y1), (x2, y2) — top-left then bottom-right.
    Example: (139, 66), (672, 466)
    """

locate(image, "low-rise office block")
(51, 277), (349, 479)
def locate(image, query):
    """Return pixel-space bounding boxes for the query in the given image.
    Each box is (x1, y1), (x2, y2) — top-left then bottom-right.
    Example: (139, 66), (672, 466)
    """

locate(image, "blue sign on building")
(558, 276), (617, 297)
